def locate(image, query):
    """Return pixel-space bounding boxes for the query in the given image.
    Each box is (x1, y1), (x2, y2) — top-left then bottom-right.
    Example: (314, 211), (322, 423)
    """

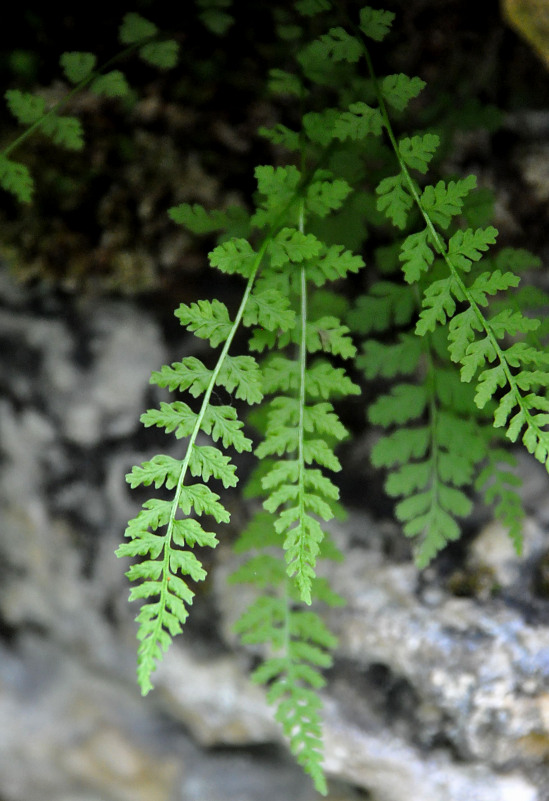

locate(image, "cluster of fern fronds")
(2, 2), (548, 795)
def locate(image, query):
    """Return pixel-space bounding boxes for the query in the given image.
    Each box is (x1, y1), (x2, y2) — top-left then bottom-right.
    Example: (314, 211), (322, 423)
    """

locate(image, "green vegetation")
(1, 3), (547, 794)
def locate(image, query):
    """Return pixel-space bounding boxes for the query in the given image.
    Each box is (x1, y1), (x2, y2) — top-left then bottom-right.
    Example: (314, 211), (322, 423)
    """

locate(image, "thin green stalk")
(3, 35), (157, 160)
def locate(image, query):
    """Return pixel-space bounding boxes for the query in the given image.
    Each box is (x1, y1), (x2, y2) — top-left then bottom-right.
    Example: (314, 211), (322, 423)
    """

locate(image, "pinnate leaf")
(334, 102), (383, 141)
(359, 6), (395, 41)
(268, 227), (322, 267)
(253, 165), (301, 227)
(41, 114), (84, 150)
(151, 357), (212, 396)
(306, 177), (352, 217)
(169, 203), (231, 233)
(421, 176), (477, 229)
(119, 12), (157, 43)
(447, 226), (498, 272)
(5, 89), (45, 124)
(178, 483), (230, 522)
(399, 228), (435, 282)
(243, 288), (295, 332)
(376, 174), (413, 229)
(460, 335), (497, 383)
(175, 299), (232, 347)
(259, 123), (300, 151)
(139, 40), (179, 69)
(349, 282), (415, 334)
(415, 278), (459, 335)
(317, 27), (362, 62)
(369, 383), (427, 426)
(0, 155), (33, 203)
(306, 244), (364, 287)
(448, 307), (484, 364)
(371, 427), (429, 468)
(189, 445), (237, 488)
(218, 355), (263, 404)
(268, 68), (304, 97)
(91, 70), (130, 97)
(60, 51), (96, 83)
(474, 363), (507, 407)
(382, 74), (425, 111)
(140, 401), (197, 439)
(209, 238), (256, 277)
(306, 317), (356, 359)
(489, 309), (540, 338)
(127, 454), (182, 490)
(468, 269), (519, 305)
(306, 360), (360, 398)
(201, 405), (253, 452)
(359, 334), (422, 379)
(399, 133), (439, 173)
(303, 108), (340, 145)
(296, 0), (331, 15)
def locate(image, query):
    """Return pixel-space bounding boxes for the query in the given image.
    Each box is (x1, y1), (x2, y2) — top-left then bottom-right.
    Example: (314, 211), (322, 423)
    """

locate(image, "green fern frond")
(1, 11), (178, 203)
(14, 3), (548, 793)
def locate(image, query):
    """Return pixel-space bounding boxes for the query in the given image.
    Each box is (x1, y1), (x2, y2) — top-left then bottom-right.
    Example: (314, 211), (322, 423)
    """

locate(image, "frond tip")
(233, 589), (339, 796)
(117, 496), (220, 694)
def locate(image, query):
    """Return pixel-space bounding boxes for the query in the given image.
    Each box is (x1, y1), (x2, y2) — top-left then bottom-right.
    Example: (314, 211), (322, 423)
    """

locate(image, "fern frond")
(118, 222), (273, 691)
(365, 323), (491, 565)
(230, 553), (341, 796)
(1, 10), (178, 203)
(243, 288), (296, 332)
(268, 227), (323, 267)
